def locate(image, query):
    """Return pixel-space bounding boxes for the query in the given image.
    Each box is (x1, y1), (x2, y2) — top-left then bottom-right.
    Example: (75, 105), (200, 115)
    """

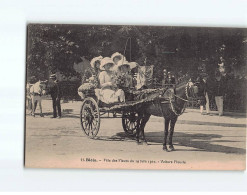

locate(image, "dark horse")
(134, 77), (198, 151)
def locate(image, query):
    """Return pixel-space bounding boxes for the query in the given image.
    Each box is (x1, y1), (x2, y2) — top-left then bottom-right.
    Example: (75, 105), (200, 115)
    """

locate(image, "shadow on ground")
(177, 120), (246, 128)
(95, 131), (246, 155)
(146, 131), (246, 155)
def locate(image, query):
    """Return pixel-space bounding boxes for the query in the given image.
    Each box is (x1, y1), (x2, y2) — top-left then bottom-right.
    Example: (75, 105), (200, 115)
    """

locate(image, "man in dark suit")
(49, 74), (62, 118)
(163, 71), (176, 87)
(214, 72), (226, 116)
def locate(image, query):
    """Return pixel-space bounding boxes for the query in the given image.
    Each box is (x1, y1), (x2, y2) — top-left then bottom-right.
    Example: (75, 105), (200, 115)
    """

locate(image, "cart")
(79, 88), (169, 139)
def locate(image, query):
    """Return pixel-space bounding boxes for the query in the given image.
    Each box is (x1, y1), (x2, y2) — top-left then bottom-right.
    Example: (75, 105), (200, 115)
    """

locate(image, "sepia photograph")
(24, 24), (246, 170)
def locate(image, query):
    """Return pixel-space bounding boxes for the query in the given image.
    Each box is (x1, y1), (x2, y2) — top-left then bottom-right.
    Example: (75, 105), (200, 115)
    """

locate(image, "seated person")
(114, 60), (133, 90)
(111, 52), (127, 76)
(95, 57), (125, 104)
(111, 52), (126, 66)
(78, 56), (103, 100)
(114, 60), (135, 101)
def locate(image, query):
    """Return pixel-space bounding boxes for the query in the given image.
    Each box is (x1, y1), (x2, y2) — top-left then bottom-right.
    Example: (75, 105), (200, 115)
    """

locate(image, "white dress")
(96, 71), (125, 104)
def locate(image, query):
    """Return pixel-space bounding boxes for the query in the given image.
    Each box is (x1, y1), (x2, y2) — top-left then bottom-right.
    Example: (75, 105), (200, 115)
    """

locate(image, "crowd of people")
(196, 72), (226, 116)
(194, 56), (246, 116)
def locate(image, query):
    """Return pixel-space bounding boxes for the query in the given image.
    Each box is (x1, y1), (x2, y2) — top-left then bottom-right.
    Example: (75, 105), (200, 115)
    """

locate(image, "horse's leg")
(140, 114), (151, 145)
(34, 100), (37, 112)
(31, 96), (36, 117)
(27, 98), (32, 115)
(163, 118), (170, 151)
(39, 99), (44, 117)
(168, 117), (178, 151)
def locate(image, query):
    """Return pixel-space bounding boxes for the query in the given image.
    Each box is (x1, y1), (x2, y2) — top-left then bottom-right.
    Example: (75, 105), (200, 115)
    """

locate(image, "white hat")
(111, 52), (126, 62)
(129, 62), (138, 69)
(90, 56), (103, 68)
(115, 60), (130, 70)
(100, 57), (115, 70)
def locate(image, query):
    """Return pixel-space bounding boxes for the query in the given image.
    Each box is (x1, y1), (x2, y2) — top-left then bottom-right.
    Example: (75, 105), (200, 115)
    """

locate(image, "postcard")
(25, 24), (246, 170)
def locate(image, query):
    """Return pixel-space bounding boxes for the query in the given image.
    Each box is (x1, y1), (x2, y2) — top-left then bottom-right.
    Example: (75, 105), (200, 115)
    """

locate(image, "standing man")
(166, 71), (176, 88)
(202, 75), (210, 115)
(161, 69), (168, 87)
(214, 72), (226, 116)
(49, 74), (62, 118)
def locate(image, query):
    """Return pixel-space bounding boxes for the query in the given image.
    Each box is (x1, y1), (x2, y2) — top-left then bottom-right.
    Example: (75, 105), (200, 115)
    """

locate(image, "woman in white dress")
(96, 57), (125, 104)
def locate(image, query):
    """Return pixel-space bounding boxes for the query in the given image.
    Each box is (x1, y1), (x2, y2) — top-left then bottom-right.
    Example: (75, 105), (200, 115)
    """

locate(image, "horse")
(26, 83), (34, 114)
(29, 80), (48, 117)
(134, 76), (199, 151)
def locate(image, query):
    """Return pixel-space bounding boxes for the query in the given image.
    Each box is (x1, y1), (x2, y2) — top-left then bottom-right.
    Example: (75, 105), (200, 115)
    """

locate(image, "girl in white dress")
(114, 60), (133, 90)
(96, 57), (125, 104)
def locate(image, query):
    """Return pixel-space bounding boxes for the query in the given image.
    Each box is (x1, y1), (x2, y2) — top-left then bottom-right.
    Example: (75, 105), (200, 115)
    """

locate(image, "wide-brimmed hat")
(115, 60), (130, 71)
(129, 62), (138, 69)
(111, 52), (126, 62)
(90, 56), (103, 68)
(100, 57), (115, 70)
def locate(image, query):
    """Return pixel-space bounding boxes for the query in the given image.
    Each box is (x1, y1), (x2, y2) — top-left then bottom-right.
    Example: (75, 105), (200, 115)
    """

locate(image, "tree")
(27, 24), (247, 82)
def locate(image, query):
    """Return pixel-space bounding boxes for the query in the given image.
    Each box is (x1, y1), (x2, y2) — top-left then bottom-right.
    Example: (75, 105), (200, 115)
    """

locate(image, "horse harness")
(158, 83), (190, 116)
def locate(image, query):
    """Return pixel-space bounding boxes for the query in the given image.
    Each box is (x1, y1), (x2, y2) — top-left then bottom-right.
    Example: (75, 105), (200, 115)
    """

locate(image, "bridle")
(168, 82), (193, 116)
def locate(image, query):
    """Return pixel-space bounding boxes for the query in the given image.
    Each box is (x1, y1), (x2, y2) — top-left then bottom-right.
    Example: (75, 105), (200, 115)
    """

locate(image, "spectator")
(218, 57), (227, 76)
(167, 72), (176, 86)
(161, 69), (168, 87)
(197, 76), (207, 115)
(214, 72), (226, 116)
(202, 75), (210, 115)
(225, 74), (235, 111)
(49, 74), (62, 119)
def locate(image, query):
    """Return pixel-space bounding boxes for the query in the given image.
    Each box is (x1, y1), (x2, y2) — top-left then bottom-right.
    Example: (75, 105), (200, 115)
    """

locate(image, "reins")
(173, 94), (188, 102)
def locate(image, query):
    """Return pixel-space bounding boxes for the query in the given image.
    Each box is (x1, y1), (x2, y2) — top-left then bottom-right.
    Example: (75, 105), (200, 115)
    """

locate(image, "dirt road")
(25, 100), (246, 170)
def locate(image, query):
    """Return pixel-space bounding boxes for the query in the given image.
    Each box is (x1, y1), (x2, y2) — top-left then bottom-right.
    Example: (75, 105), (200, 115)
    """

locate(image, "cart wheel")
(122, 111), (138, 136)
(80, 97), (100, 138)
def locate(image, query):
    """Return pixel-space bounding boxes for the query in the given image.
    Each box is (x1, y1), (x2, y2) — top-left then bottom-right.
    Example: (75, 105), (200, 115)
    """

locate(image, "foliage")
(27, 24), (247, 81)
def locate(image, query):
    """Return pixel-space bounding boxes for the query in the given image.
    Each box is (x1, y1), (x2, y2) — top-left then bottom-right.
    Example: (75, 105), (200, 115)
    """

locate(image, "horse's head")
(167, 73), (199, 100)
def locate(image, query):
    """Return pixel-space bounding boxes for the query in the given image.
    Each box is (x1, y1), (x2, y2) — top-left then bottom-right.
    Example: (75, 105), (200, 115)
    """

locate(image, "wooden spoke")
(80, 97), (100, 138)
(122, 111), (138, 136)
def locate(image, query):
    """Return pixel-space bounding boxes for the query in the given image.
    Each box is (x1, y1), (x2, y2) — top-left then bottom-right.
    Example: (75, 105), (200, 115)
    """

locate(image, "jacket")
(49, 80), (61, 99)
(214, 77), (226, 96)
